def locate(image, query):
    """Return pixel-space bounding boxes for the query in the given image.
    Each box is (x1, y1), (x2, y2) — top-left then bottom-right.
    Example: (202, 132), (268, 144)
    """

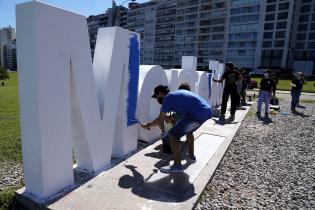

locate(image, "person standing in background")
(212, 62), (241, 122)
(290, 72), (305, 112)
(256, 69), (275, 117)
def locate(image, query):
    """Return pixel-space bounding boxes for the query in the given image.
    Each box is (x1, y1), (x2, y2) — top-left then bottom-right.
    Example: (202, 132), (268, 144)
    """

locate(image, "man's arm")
(141, 112), (167, 132)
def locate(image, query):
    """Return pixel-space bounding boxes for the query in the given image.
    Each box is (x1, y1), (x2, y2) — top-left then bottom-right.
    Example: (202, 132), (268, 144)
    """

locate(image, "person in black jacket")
(213, 62), (241, 122)
(256, 69), (275, 117)
(290, 72), (305, 112)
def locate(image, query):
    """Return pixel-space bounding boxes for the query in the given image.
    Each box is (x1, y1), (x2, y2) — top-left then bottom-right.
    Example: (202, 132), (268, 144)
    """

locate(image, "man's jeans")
(257, 90), (270, 113)
(291, 90), (301, 110)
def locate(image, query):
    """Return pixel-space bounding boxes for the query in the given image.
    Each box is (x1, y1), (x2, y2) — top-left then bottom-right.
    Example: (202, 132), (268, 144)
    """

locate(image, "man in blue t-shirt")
(142, 85), (212, 173)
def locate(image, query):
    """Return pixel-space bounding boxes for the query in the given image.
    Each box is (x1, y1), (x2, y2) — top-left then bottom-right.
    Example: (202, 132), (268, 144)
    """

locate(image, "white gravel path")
(195, 99), (315, 209)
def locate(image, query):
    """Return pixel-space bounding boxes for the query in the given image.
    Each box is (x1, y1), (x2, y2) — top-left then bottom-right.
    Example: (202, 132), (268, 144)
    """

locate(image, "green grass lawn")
(0, 72), (22, 163)
(251, 77), (315, 93)
(0, 72), (22, 210)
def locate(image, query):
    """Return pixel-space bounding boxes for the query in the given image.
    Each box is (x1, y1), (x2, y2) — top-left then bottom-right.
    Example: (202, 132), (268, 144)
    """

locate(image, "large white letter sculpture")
(16, 1), (139, 200)
(16, 1), (225, 201)
(137, 66), (168, 142)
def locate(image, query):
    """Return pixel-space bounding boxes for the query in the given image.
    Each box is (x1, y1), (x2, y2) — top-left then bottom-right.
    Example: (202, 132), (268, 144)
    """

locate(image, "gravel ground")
(195, 98), (315, 209)
(0, 161), (23, 191)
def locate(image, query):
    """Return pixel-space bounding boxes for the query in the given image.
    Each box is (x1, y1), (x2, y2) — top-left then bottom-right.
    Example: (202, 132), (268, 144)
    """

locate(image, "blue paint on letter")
(127, 34), (140, 126)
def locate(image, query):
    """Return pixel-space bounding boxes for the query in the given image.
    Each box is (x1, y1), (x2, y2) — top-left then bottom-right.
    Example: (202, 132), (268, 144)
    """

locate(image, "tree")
(0, 67), (9, 80)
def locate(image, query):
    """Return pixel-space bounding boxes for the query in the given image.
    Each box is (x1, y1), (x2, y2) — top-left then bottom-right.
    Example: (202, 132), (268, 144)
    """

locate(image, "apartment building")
(174, 0), (226, 70)
(87, 0), (315, 74)
(154, 0), (177, 68)
(260, 0), (294, 72)
(87, 1), (128, 57)
(127, 1), (157, 64)
(289, 0), (315, 76)
(0, 26), (16, 70)
(226, 0), (262, 69)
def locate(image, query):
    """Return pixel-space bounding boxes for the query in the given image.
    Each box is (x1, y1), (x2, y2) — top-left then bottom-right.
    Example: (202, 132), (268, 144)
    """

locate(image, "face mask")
(157, 97), (164, 105)
(264, 73), (269, 78)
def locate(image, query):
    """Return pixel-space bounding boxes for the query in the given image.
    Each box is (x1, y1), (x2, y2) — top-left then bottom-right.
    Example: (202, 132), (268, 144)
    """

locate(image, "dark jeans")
(291, 89), (301, 110)
(221, 86), (238, 115)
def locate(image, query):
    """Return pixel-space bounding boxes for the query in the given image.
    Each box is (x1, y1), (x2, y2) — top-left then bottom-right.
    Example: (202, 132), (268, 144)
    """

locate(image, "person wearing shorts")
(142, 85), (212, 173)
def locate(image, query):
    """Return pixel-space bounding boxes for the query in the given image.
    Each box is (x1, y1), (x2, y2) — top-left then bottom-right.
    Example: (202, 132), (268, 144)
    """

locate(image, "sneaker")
(219, 114), (225, 121)
(160, 164), (184, 173)
(228, 114), (235, 122)
(183, 154), (196, 163)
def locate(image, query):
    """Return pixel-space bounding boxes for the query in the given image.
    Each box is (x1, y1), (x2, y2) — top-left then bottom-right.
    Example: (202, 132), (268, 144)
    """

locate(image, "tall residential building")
(0, 26), (16, 70)
(127, 1), (157, 65)
(154, 0), (177, 68)
(174, 0), (226, 70)
(0, 26), (16, 45)
(289, 0), (315, 76)
(87, 1), (128, 57)
(87, 0), (315, 74)
(226, 0), (261, 69)
(2, 41), (17, 71)
(260, 0), (294, 71)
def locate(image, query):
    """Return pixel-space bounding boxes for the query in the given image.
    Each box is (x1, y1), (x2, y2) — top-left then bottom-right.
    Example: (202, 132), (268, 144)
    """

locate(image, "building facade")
(127, 1), (157, 65)
(87, 0), (315, 74)
(87, 1), (128, 57)
(0, 26), (17, 70)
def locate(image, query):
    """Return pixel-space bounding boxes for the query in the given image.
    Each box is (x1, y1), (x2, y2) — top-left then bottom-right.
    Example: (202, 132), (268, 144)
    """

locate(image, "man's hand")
(141, 123), (151, 130)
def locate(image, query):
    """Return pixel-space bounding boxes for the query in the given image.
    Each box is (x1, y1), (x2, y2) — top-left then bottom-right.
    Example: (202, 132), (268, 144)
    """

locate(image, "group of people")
(141, 62), (307, 173)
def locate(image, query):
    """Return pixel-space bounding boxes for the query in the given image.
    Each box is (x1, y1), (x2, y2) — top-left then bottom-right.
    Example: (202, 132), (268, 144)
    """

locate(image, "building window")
(276, 22), (287, 29)
(275, 31), (286, 38)
(266, 4), (277, 12)
(301, 0), (311, 3)
(298, 24), (308, 31)
(312, 14), (315, 21)
(309, 33), (315, 40)
(262, 50), (272, 56)
(299, 15), (309, 22)
(273, 50), (283, 56)
(297, 33), (307, 40)
(307, 42), (315, 49)
(300, 5), (311, 13)
(277, 12), (288, 20)
(264, 23), (274, 30)
(263, 32), (273, 39)
(267, 0), (276, 3)
(274, 40), (285, 47)
(295, 42), (305, 49)
(263, 41), (272, 48)
(212, 34), (224, 40)
(212, 26), (225, 32)
(265, 14), (275, 21)
(278, 2), (289, 10)
(311, 23), (315, 30)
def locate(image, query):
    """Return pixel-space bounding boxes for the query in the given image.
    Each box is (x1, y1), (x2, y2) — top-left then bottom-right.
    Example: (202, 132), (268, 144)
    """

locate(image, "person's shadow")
(118, 165), (195, 202)
(118, 165), (146, 189)
(296, 104), (307, 109)
(257, 115), (273, 124)
(292, 110), (309, 117)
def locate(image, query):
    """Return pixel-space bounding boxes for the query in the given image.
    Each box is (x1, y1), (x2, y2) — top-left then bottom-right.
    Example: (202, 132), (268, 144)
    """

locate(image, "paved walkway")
(18, 106), (250, 210)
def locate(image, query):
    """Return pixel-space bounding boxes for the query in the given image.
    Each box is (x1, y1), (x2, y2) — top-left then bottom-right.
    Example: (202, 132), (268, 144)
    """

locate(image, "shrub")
(0, 67), (10, 80)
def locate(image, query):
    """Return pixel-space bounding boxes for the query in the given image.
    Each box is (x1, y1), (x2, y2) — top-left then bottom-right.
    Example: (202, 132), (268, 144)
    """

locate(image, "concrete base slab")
(17, 105), (250, 210)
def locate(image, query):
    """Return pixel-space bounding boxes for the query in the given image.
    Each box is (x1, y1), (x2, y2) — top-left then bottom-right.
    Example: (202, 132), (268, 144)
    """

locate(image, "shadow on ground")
(118, 164), (196, 202)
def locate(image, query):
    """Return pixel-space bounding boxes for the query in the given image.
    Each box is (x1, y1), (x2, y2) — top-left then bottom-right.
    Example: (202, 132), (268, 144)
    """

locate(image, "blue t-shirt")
(161, 90), (212, 122)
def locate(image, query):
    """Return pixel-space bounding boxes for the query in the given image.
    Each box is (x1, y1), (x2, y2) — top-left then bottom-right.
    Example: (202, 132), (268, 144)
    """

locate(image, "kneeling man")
(142, 85), (212, 173)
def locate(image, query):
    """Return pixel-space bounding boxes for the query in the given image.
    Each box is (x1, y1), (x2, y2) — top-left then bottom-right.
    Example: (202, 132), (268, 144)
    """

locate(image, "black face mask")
(157, 97), (164, 105)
